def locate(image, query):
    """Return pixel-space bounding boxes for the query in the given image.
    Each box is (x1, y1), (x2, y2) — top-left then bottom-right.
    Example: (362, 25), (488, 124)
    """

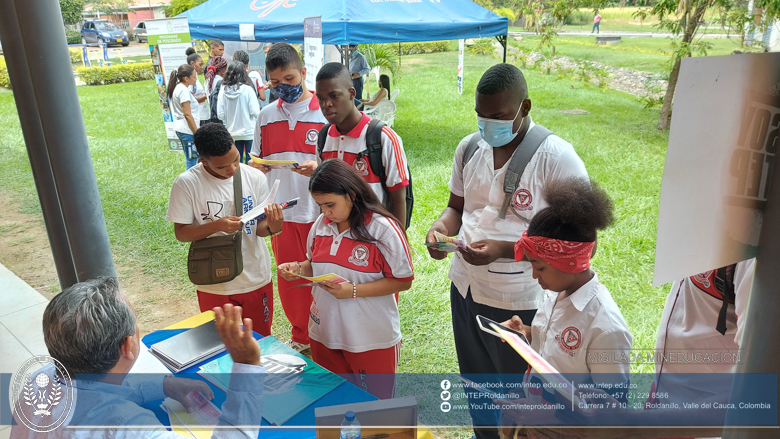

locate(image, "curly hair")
(527, 177), (614, 242)
(193, 122), (234, 158)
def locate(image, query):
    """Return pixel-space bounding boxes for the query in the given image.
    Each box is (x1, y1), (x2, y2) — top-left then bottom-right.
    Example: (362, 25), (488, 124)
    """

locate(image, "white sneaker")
(285, 339), (310, 353)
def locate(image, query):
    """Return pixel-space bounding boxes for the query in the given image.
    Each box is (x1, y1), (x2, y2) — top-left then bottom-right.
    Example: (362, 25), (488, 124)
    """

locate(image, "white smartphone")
(476, 315), (530, 345)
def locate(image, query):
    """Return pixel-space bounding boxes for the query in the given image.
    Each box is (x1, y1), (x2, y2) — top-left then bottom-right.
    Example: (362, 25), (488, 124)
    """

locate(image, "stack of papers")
(149, 321), (225, 373)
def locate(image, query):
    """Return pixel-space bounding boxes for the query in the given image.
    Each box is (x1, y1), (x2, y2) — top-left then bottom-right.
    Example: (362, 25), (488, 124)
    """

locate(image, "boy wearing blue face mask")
(425, 63), (588, 439)
(248, 43), (327, 354)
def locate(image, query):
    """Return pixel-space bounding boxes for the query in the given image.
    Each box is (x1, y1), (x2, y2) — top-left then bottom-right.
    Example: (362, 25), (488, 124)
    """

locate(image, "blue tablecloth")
(141, 329), (377, 438)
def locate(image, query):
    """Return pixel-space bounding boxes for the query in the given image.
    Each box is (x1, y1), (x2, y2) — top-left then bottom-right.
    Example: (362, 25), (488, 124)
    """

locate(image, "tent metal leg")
(496, 34), (508, 63)
(1, 0), (116, 286)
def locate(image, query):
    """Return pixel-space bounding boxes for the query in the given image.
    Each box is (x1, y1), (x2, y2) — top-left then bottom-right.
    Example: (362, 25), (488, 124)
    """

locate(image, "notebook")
(150, 320), (225, 373)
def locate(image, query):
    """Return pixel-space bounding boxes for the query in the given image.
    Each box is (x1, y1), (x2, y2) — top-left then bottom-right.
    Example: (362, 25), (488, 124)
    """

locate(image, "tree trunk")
(657, 0), (710, 130)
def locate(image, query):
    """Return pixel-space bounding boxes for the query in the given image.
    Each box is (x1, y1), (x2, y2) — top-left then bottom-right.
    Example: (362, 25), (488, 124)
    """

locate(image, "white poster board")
(653, 53), (780, 286)
(145, 17), (192, 152)
(458, 39), (465, 95)
(303, 16), (323, 91)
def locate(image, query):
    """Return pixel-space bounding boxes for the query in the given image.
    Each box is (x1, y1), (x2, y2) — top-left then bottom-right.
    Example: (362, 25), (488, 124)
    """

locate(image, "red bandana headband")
(515, 231), (595, 273)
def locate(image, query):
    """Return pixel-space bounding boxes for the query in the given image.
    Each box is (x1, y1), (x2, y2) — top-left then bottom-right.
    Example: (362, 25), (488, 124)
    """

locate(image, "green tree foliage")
(633, 0), (777, 129)
(165, 0), (208, 16)
(87, 0), (131, 16)
(472, 0), (495, 9)
(60, 0), (85, 25)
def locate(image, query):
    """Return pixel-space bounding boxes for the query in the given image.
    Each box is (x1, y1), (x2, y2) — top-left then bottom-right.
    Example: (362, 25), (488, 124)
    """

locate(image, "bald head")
(476, 63), (529, 101)
(316, 62), (353, 89)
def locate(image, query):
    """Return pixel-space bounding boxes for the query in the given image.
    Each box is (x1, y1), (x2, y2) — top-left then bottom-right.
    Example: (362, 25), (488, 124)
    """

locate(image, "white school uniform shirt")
(252, 95), (327, 224)
(171, 83), (198, 134)
(192, 77), (210, 121)
(318, 113), (410, 205)
(165, 163), (272, 295)
(652, 259), (754, 402)
(448, 117), (588, 310)
(525, 273), (633, 400)
(306, 212), (413, 352)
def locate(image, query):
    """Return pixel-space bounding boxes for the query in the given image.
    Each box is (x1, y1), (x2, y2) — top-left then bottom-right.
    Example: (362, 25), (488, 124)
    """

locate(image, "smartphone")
(476, 315), (529, 345)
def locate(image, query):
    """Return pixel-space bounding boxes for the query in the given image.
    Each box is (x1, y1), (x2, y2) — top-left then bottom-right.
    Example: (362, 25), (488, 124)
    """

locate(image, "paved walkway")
(0, 263), (50, 438)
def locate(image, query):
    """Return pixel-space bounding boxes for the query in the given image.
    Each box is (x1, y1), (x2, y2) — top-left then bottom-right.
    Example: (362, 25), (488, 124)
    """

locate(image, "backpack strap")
(715, 264), (737, 335)
(498, 125), (553, 219)
(233, 164), (243, 218)
(316, 123), (331, 162)
(461, 133), (482, 171)
(363, 119), (387, 195)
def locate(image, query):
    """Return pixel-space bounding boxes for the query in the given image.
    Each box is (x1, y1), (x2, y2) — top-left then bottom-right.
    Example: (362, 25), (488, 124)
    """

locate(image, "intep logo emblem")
(250, 0), (297, 18)
(10, 355), (75, 433)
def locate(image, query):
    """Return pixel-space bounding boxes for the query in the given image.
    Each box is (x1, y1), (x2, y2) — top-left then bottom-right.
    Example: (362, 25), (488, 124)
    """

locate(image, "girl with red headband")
(503, 177), (632, 406)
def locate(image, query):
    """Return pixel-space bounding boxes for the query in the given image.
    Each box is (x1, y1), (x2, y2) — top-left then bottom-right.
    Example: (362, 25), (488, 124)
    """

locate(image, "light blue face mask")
(477, 101), (525, 147)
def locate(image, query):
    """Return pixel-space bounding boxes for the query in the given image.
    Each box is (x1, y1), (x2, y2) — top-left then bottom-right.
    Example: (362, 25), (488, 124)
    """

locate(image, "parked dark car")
(133, 21), (148, 43)
(80, 20), (129, 46)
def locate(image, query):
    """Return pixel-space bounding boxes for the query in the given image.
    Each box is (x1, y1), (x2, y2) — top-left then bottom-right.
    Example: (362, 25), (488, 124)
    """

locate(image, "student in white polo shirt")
(249, 43), (327, 353)
(497, 177), (631, 438)
(314, 62), (410, 228)
(278, 159), (413, 399)
(511, 177), (632, 390)
(426, 63), (588, 439)
(651, 258), (755, 404)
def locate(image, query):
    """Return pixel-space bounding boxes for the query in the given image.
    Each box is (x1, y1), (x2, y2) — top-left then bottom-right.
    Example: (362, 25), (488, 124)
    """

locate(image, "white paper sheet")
(129, 341), (172, 374)
(240, 180), (280, 224)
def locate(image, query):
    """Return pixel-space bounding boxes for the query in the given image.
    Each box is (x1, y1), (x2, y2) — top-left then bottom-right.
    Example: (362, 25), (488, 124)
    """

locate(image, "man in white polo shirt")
(426, 63), (588, 439)
(314, 62), (410, 228)
(249, 43), (327, 352)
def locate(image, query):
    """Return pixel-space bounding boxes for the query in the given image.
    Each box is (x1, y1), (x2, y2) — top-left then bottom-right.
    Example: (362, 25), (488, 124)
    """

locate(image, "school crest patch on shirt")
(305, 128), (319, 145)
(512, 188), (533, 211)
(353, 157), (369, 176)
(557, 326), (582, 356)
(348, 245), (370, 267)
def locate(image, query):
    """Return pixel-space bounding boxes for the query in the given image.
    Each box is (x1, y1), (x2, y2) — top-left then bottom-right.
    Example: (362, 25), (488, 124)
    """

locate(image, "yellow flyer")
(249, 155), (299, 169)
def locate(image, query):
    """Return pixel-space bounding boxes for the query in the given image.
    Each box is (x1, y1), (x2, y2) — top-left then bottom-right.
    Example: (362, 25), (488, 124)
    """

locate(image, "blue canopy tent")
(180, 0), (509, 62)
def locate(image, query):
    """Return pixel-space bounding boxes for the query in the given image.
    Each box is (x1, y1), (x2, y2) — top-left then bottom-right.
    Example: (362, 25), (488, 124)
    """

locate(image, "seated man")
(11, 277), (264, 438)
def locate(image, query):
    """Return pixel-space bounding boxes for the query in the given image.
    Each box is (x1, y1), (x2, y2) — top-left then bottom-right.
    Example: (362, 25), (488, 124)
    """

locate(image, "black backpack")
(208, 80), (222, 123)
(317, 119), (414, 229)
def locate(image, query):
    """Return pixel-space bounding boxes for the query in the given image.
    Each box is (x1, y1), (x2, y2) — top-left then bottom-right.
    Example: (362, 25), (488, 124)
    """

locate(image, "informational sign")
(654, 53), (780, 286)
(458, 39), (465, 95)
(145, 17), (192, 151)
(239, 23), (255, 41)
(303, 16), (323, 91)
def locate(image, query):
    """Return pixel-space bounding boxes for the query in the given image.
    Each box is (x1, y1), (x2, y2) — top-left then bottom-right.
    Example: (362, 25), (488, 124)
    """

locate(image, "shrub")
(69, 48), (83, 63)
(466, 38), (497, 57)
(0, 57), (10, 88)
(66, 29), (81, 44)
(76, 62), (154, 85)
(564, 10), (590, 26)
(398, 41), (449, 55)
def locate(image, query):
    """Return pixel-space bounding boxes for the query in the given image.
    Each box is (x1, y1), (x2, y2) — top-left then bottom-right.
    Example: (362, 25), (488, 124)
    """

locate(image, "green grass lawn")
(514, 6), (733, 34)
(0, 48), (672, 375)
(509, 34), (753, 75)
